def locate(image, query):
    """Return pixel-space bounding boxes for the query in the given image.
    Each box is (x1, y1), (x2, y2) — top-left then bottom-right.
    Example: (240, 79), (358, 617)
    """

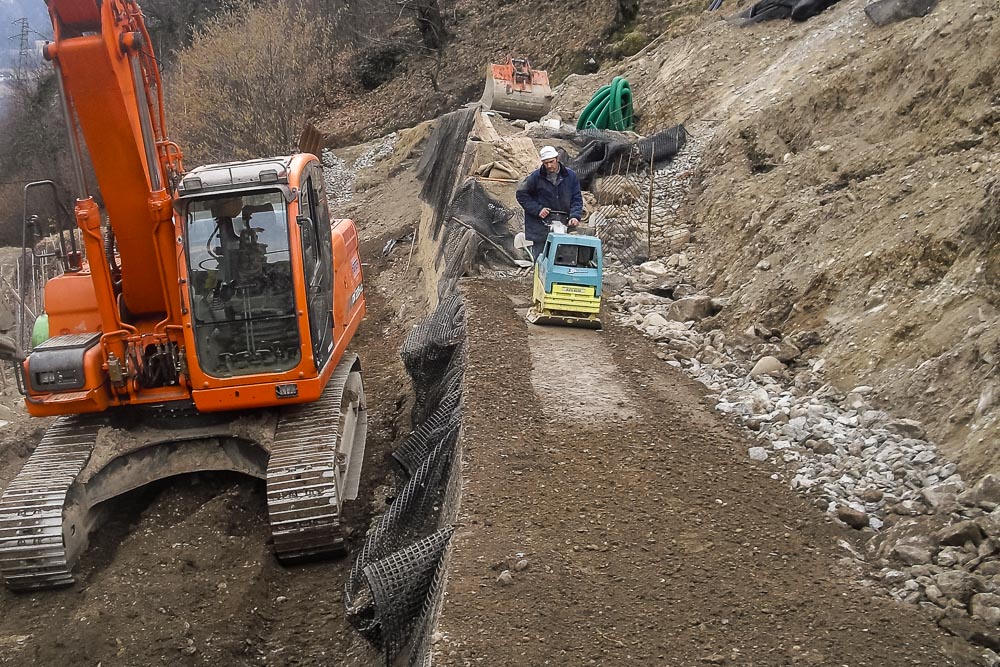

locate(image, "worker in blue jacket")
(516, 145), (584, 261)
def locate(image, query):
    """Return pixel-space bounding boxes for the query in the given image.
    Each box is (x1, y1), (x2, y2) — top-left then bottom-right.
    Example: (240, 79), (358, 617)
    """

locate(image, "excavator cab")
(175, 154), (364, 408)
(185, 191), (298, 376)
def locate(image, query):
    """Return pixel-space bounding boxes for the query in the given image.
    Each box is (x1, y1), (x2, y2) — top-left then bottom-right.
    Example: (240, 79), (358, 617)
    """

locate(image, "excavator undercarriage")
(0, 354), (365, 591)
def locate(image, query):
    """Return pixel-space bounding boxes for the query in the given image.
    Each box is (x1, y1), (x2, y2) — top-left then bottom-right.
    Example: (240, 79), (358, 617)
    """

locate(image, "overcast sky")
(2, 1), (52, 39)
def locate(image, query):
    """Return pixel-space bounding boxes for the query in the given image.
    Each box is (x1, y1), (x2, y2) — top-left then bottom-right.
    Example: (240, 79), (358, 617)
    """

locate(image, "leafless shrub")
(166, 1), (333, 165)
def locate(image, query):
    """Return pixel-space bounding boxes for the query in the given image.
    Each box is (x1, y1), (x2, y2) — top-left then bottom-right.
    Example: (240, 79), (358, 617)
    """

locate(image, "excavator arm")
(46, 0), (183, 321)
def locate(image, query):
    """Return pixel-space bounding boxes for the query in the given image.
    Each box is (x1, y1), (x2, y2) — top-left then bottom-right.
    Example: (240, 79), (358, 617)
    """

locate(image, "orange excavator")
(0, 0), (368, 590)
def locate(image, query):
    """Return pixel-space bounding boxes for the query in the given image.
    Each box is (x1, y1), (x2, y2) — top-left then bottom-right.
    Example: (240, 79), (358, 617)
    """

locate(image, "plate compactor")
(523, 218), (604, 329)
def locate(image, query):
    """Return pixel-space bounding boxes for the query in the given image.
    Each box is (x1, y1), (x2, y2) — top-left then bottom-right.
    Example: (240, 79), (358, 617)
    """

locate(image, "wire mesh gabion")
(575, 125), (689, 266)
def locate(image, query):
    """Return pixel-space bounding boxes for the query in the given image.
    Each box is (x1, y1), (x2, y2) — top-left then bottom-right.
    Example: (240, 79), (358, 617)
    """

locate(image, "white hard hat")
(539, 146), (558, 160)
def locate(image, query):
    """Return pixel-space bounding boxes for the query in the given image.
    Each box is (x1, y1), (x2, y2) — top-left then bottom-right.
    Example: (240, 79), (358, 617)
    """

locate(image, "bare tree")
(166, 1), (331, 165)
(406, 0), (447, 50)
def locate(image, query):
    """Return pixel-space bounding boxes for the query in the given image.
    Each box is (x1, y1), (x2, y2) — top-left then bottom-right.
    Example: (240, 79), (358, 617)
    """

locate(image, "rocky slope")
(549, 0), (999, 479)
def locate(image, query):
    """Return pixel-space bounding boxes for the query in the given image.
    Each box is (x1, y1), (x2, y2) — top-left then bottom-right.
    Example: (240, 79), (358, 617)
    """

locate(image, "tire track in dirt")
(529, 326), (634, 422)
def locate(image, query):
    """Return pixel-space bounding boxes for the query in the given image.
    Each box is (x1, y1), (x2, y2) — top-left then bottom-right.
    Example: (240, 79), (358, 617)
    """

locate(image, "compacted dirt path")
(433, 279), (984, 666)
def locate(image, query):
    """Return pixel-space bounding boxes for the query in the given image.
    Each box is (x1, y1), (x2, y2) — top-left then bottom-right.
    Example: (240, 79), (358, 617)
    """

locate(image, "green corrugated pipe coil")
(576, 76), (634, 131)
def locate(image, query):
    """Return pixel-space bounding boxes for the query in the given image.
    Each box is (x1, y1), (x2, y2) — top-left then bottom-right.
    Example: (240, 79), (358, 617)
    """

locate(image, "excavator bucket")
(481, 57), (553, 121)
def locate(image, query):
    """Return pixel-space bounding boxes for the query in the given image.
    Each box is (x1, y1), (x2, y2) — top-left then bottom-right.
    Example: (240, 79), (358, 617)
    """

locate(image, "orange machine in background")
(0, 0), (368, 590)
(480, 56), (554, 121)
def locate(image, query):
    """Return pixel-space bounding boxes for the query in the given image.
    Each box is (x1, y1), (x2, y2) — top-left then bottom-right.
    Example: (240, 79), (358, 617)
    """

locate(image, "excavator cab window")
(299, 168), (335, 370)
(183, 191), (300, 377)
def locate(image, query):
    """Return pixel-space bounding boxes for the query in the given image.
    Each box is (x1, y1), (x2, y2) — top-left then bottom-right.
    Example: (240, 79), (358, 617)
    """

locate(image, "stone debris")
(322, 149), (355, 209)
(322, 132), (400, 209)
(353, 132), (399, 169)
(603, 199), (1000, 635)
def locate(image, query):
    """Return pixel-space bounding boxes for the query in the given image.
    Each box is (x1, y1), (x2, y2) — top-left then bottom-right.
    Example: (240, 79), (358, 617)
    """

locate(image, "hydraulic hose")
(576, 76), (634, 131)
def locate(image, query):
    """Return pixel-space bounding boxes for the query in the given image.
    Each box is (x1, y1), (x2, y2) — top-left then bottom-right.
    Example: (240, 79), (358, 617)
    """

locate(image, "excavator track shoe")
(0, 415), (104, 590)
(267, 353), (366, 562)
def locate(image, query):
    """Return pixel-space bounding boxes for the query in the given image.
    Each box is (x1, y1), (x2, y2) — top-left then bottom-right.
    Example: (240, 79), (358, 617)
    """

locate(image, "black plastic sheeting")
(417, 107), (478, 239)
(731, 0), (841, 23)
(567, 125), (688, 189)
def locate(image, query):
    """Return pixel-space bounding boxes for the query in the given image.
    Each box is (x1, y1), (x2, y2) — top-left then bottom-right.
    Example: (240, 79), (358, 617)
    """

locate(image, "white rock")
(748, 447), (769, 462)
(750, 356), (785, 377)
(643, 312), (669, 328)
(639, 261), (669, 277)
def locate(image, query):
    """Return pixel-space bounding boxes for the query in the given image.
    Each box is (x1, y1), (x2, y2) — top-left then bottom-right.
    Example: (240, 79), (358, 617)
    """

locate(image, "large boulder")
(936, 520), (985, 547)
(934, 570), (986, 605)
(959, 474), (1000, 509)
(665, 296), (719, 322)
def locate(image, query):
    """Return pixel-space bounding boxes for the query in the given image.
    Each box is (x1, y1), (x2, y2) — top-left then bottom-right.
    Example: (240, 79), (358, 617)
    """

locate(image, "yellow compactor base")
(526, 306), (602, 329)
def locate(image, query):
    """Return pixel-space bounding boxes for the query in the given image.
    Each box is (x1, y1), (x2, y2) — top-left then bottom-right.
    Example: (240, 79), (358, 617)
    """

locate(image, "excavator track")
(0, 415), (104, 591)
(0, 354), (366, 589)
(267, 353), (366, 562)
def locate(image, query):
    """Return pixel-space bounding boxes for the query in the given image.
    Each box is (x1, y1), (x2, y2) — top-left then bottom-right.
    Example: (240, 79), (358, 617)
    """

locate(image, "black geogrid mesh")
(432, 179), (525, 295)
(363, 528), (455, 663)
(400, 293), (466, 421)
(447, 178), (520, 263)
(417, 107), (478, 239)
(345, 414), (460, 662)
(345, 108), (476, 666)
(392, 389), (462, 475)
